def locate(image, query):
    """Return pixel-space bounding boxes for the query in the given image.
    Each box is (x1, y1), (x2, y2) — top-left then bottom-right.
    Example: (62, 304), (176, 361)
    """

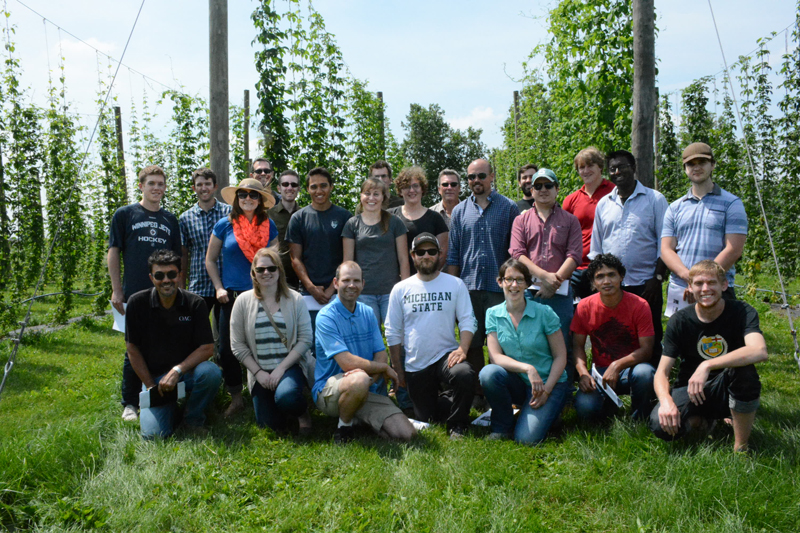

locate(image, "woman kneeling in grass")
(479, 258), (571, 444)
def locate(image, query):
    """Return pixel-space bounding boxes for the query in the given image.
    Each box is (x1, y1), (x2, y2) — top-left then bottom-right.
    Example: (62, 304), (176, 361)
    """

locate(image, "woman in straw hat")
(206, 178), (277, 417)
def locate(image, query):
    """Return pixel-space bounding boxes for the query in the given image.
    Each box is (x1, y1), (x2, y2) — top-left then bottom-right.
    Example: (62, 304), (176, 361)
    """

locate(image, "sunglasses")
(467, 172), (488, 181)
(253, 168), (273, 175)
(533, 182), (556, 191)
(152, 270), (179, 281)
(280, 181), (300, 188)
(440, 182), (459, 188)
(237, 190), (262, 200)
(255, 266), (279, 274)
(413, 248), (439, 257)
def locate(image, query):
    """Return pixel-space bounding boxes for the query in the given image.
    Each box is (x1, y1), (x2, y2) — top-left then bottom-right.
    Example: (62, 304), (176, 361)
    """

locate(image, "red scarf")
(232, 215), (271, 262)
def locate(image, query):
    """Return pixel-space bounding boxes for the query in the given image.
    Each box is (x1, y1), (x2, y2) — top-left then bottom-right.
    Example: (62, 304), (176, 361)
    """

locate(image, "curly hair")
(586, 254), (626, 283)
(395, 166), (428, 196)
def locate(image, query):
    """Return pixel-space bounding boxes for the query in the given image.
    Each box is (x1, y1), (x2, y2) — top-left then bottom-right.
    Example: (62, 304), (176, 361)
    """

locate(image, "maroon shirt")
(562, 179), (615, 269)
(509, 205), (582, 274)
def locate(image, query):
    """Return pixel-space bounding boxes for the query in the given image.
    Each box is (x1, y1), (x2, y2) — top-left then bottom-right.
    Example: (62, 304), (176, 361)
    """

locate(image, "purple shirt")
(509, 205), (582, 273)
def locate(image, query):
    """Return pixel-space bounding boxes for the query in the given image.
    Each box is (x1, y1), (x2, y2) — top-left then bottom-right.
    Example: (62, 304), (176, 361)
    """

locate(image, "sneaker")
(333, 425), (355, 445)
(486, 432), (511, 441)
(449, 426), (468, 440)
(121, 405), (139, 421)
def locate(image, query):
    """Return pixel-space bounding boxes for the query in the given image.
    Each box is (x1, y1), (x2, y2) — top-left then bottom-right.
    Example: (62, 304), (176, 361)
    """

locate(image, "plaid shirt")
(179, 200), (232, 297)
(447, 190), (520, 292)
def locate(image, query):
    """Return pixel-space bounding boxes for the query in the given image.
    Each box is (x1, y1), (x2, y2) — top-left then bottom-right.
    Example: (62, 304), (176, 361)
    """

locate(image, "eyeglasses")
(533, 182), (556, 191)
(404, 183), (421, 191)
(280, 181), (299, 188)
(467, 172), (488, 181)
(608, 164), (631, 174)
(253, 168), (273, 175)
(254, 266), (279, 274)
(237, 190), (261, 200)
(152, 270), (179, 281)
(440, 182), (459, 188)
(413, 248), (439, 257)
(503, 277), (526, 285)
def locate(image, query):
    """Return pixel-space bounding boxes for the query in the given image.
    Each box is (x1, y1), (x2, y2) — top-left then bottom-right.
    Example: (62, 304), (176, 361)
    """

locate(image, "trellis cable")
(707, 0), (800, 371)
(0, 0), (148, 402)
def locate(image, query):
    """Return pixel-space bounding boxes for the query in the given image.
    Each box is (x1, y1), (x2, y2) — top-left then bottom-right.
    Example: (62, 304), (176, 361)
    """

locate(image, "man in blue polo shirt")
(313, 261), (416, 444)
(661, 142), (748, 314)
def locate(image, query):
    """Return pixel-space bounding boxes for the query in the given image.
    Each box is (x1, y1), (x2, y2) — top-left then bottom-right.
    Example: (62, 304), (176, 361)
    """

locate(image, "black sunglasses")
(533, 182), (556, 191)
(253, 168), (273, 175)
(467, 173), (488, 181)
(237, 190), (262, 200)
(280, 181), (300, 188)
(413, 248), (439, 257)
(255, 266), (279, 274)
(440, 182), (459, 188)
(152, 270), (179, 281)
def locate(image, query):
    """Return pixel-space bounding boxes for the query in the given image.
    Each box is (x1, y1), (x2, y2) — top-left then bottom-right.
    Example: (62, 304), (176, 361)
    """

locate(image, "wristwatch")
(172, 365), (183, 376)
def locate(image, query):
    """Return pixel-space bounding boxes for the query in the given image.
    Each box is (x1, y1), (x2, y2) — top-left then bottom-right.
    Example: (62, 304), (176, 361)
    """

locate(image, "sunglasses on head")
(280, 181), (299, 188)
(237, 190), (262, 200)
(533, 182), (556, 191)
(255, 266), (279, 274)
(413, 248), (439, 257)
(152, 270), (179, 281)
(253, 168), (273, 175)
(467, 172), (488, 181)
(440, 182), (459, 188)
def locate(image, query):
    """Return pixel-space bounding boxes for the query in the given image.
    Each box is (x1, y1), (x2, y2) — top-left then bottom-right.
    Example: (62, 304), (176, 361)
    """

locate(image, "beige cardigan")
(230, 288), (313, 392)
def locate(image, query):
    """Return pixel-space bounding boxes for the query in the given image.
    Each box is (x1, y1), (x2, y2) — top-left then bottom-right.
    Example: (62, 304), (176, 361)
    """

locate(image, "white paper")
(408, 419), (431, 431)
(528, 279), (569, 297)
(592, 364), (623, 408)
(471, 407), (520, 426)
(303, 295), (324, 312)
(664, 283), (691, 317)
(111, 302), (127, 333)
(138, 381), (186, 409)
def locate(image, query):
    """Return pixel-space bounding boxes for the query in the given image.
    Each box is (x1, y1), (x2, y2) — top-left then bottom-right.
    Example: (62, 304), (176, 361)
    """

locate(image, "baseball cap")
(682, 142), (714, 164)
(411, 232), (440, 252)
(533, 168), (558, 186)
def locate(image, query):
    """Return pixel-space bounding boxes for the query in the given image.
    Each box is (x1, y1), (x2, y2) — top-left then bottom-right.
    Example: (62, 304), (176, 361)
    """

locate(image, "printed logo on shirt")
(331, 220), (340, 229)
(178, 315), (192, 322)
(403, 291), (452, 313)
(697, 334), (728, 360)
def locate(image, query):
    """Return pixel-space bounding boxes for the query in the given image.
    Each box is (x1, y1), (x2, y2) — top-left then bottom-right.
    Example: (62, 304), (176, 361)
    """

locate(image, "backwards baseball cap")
(411, 232), (440, 252)
(533, 168), (558, 186)
(682, 142), (714, 164)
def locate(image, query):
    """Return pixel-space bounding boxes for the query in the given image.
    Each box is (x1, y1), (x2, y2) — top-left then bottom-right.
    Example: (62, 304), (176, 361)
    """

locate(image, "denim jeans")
(529, 287), (574, 382)
(467, 290), (506, 393)
(574, 362), (656, 421)
(479, 364), (570, 444)
(251, 364), (308, 431)
(139, 360), (222, 439)
(357, 293), (397, 401)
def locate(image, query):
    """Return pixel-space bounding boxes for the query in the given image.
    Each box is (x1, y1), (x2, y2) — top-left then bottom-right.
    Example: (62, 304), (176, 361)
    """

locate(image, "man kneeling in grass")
(126, 250), (222, 439)
(313, 261), (417, 444)
(650, 260), (768, 452)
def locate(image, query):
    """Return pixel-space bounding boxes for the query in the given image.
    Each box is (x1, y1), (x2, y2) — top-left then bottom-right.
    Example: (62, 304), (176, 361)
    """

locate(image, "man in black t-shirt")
(109, 165), (182, 421)
(650, 260), (767, 452)
(126, 250), (221, 439)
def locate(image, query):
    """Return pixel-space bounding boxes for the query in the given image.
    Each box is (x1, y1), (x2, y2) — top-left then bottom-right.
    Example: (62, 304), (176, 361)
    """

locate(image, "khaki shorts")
(315, 373), (402, 433)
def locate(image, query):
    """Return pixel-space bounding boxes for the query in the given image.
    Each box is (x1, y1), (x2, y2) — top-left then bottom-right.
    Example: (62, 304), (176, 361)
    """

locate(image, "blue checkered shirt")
(661, 184), (747, 288)
(179, 201), (232, 297)
(447, 190), (520, 292)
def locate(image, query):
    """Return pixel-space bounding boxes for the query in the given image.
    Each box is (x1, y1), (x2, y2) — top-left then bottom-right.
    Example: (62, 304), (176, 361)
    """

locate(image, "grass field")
(1, 295), (799, 532)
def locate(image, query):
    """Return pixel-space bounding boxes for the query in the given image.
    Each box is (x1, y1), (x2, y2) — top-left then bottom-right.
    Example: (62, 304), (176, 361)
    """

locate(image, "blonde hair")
(574, 146), (605, 171)
(687, 260), (727, 286)
(251, 247), (290, 302)
(355, 177), (391, 234)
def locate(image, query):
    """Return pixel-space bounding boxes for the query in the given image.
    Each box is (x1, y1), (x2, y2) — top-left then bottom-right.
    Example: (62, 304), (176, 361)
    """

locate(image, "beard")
(415, 260), (438, 275)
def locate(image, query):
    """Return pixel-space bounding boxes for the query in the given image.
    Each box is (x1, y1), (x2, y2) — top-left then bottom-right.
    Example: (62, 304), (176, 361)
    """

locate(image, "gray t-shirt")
(342, 213), (407, 295)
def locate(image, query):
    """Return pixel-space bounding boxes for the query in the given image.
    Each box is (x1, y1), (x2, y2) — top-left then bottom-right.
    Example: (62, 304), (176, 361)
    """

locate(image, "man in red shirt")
(562, 147), (615, 299)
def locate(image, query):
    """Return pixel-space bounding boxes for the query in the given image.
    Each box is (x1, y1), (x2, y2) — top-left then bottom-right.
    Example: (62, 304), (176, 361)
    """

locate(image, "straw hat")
(220, 178), (276, 209)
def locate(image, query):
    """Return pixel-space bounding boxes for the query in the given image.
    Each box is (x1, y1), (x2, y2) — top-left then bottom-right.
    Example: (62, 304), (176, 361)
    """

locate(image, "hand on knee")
(340, 370), (372, 396)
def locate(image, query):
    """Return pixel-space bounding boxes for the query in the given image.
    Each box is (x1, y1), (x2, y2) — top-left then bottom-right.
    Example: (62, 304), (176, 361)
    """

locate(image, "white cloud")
(449, 106), (504, 132)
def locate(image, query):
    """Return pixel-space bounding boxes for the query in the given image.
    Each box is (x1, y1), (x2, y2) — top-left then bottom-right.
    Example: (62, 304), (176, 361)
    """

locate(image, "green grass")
(1, 301), (799, 532)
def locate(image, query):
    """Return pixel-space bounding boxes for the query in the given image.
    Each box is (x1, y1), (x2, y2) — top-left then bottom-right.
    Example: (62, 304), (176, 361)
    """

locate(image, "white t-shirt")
(385, 273), (476, 372)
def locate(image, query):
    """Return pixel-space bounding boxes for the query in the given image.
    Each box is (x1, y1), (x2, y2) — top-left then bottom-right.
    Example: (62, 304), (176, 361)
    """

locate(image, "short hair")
(138, 165), (166, 184)
(279, 169), (299, 180)
(606, 150), (636, 172)
(307, 167), (333, 187)
(335, 260), (362, 280)
(438, 169), (460, 185)
(191, 167), (217, 186)
(148, 249), (181, 272)
(517, 164), (538, 180)
(586, 254), (627, 282)
(688, 260), (726, 285)
(469, 158), (493, 175)
(574, 147), (605, 171)
(497, 258), (533, 288)
(251, 247), (290, 302)
(369, 160), (392, 178)
(395, 166), (429, 196)
(252, 158), (272, 170)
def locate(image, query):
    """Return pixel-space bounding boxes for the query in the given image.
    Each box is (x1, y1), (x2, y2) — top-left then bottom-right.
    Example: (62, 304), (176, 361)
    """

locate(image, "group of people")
(109, 143), (767, 452)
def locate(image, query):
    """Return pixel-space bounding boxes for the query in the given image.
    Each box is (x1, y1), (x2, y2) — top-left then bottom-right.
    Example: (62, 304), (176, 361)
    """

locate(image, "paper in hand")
(592, 364), (623, 408)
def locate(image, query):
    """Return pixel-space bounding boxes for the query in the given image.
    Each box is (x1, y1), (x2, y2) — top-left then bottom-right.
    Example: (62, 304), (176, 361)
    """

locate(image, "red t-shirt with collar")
(562, 179), (615, 268)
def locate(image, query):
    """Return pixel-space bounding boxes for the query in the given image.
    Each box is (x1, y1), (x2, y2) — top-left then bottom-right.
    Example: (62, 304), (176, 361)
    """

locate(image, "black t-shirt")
(516, 198), (534, 212)
(389, 207), (449, 274)
(663, 300), (761, 387)
(109, 203), (182, 299)
(125, 288), (214, 377)
(285, 204), (352, 289)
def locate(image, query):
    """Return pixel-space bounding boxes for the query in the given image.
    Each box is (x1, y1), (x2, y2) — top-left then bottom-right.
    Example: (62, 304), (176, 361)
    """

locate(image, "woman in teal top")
(479, 258), (570, 444)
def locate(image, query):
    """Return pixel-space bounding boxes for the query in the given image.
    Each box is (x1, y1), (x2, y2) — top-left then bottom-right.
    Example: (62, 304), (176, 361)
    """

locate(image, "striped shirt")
(179, 201), (232, 297)
(661, 184), (748, 288)
(254, 308), (289, 370)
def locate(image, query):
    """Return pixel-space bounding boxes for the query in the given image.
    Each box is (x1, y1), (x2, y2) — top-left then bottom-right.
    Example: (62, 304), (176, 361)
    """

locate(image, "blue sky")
(3, 0), (797, 150)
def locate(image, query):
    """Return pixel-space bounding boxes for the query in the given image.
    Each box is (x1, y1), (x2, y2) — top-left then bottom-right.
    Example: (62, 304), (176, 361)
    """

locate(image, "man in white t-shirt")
(386, 233), (477, 438)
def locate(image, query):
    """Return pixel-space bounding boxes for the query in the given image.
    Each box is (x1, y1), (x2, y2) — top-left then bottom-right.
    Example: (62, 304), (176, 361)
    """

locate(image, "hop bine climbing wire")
(0, 0), (148, 403)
